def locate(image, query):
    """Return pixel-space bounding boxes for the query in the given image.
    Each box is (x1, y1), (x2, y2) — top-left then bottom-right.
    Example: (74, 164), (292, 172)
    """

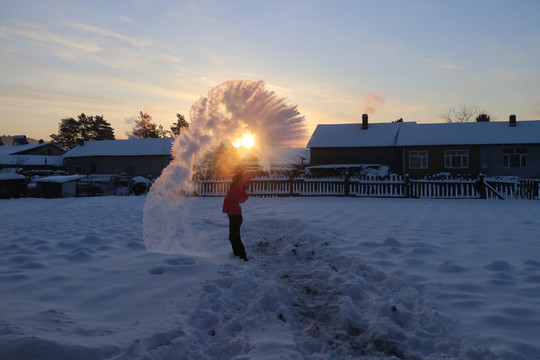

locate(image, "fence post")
(344, 172), (350, 197)
(404, 175), (411, 198)
(289, 174), (294, 197)
(475, 175), (487, 199)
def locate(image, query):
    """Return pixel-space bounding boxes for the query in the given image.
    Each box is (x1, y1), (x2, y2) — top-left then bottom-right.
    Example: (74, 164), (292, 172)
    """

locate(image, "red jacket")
(222, 172), (256, 215)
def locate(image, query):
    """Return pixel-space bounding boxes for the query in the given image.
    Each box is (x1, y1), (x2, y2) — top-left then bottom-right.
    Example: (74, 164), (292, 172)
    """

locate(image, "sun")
(232, 132), (255, 149)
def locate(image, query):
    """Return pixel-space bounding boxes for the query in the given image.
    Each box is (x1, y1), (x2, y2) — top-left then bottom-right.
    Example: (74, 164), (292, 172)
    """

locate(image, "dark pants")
(228, 214), (247, 260)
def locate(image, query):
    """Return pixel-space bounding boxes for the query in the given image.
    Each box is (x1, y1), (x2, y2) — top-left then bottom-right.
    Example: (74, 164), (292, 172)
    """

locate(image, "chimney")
(509, 114), (517, 127)
(476, 114), (490, 122)
(362, 114), (368, 130)
(77, 138), (85, 146)
(13, 135), (29, 145)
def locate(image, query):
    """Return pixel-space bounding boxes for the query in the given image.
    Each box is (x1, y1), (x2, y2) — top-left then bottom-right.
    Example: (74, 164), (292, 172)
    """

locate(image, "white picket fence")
(193, 175), (539, 200)
(408, 179), (478, 199)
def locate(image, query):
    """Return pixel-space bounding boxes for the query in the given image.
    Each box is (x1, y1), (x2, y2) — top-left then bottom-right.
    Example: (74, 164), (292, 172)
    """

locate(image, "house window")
(409, 150), (428, 169)
(503, 149), (527, 168)
(445, 150), (468, 168)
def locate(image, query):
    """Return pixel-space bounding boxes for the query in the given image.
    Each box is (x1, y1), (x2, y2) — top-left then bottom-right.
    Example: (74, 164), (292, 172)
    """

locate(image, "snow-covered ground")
(1, 196), (539, 359)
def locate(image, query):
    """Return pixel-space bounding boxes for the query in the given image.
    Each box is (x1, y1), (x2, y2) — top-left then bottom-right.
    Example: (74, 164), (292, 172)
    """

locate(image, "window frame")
(444, 149), (469, 169)
(409, 150), (428, 169)
(503, 148), (527, 168)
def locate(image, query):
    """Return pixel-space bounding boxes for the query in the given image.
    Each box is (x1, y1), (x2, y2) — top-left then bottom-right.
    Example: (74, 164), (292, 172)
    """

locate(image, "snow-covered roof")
(266, 147), (310, 165)
(307, 122), (412, 148)
(0, 143), (53, 156)
(307, 120), (540, 148)
(33, 175), (86, 183)
(63, 138), (174, 157)
(0, 155), (64, 166)
(397, 120), (540, 146)
(0, 173), (26, 181)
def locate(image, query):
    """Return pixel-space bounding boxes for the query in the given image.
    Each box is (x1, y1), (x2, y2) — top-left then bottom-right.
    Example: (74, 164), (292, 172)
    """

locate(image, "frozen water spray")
(143, 80), (307, 254)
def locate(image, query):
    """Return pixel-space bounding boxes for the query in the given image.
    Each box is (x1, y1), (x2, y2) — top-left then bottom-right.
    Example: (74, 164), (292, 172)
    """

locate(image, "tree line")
(440, 104), (491, 123)
(49, 104), (488, 150)
(50, 112), (189, 149)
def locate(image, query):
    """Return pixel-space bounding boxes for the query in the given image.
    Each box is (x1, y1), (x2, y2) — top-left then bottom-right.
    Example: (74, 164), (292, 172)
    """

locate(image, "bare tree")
(440, 104), (487, 123)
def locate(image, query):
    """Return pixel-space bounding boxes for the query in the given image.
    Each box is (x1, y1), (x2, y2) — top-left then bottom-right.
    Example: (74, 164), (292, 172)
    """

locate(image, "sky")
(1, 0), (539, 144)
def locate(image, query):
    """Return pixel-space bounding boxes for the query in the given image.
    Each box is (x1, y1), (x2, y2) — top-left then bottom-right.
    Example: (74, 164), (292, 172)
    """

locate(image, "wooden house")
(397, 116), (540, 178)
(308, 115), (540, 179)
(307, 115), (407, 175)
(0, 140), (65, 172)
(0, 173), (28, 199)
(62, 138), (174, 178)
(32, 175), (85, 198)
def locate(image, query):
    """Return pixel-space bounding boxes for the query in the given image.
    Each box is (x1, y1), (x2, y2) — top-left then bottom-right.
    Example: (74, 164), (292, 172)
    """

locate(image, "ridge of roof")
(0, 143), (51, 156)
(308, 120), (540, 148)
(63, 138), (174, 157)
(397, 120), (540, 146)
(307, 122), (414, 148)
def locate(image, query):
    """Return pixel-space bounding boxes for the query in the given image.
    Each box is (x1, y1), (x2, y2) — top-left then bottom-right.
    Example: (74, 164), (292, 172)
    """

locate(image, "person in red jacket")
(222, 170), (256, 261)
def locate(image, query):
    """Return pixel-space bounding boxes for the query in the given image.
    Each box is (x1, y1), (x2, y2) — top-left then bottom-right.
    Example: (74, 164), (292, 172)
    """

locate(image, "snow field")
(1, 196), (539, 359)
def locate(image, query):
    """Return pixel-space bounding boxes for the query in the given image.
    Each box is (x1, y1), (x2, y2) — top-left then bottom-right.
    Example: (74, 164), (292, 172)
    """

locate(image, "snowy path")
(124, 216), (488, 359)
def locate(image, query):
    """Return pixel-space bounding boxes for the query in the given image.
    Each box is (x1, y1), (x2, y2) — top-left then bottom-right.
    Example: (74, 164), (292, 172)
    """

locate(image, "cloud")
(200, 76), (219, 87)
(438, 63), (460, 70)
(1, 21), (103, 55)
(1, 19), (183, 71)
(59, 21), (148, 47)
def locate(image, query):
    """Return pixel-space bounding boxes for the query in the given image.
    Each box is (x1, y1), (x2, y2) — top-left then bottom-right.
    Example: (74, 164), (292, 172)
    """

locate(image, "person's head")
(231, 166), (244, 186)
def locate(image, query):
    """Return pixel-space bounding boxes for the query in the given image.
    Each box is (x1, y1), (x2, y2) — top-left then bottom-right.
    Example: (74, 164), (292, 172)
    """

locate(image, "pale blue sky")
(1, 0), (539, 143)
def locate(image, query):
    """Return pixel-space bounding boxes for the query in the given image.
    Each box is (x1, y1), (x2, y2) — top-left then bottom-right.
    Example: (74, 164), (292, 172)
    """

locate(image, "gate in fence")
(193, 176), (540, 200)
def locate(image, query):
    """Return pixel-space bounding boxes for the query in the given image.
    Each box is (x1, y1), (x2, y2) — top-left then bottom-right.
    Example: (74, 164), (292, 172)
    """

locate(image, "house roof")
(63, 138), (174, 157)
(307, 122), (412, 148)
(307, 120), (540, 148)
(397, 120), (540, 146)
(0, 143), (59, 156)
(0, 173), (27, 181)
(265, 147), (310, 165)
(0, 155), (64, 166)
(33, 175), (86, 183)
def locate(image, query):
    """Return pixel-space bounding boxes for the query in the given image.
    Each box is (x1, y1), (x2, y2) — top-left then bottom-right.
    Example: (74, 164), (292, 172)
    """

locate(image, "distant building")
(12, 135), (30, 145)
(0, 173), (28, 199)
(307, 115), (540, 179)
(31, 175), (86, 198)
(307, 115), (406, 175)
(0, 139), (66, 173)
(63, 138), (174, 178)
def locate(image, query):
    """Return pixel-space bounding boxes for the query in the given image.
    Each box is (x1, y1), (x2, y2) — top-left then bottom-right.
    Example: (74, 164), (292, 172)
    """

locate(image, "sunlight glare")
(232, 132), (255, 149)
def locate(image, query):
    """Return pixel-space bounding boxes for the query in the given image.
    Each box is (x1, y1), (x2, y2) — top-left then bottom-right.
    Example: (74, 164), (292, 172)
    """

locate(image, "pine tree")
(132, 111), (160, 138)
(50, 113), (115, 149)
(50, 117), (80, 149)
(170, 113), (189, 136)
(92, 115), (115, 140)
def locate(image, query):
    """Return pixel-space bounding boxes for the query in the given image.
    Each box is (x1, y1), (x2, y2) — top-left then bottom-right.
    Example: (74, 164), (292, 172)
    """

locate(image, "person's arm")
(243, 171), (257, 182)
(239, 172), (256, 203)
(240, 190), (248, 204)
